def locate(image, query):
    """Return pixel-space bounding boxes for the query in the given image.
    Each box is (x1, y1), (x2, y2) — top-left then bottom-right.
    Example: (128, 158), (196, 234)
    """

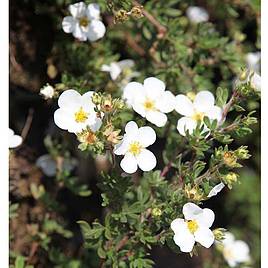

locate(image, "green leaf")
(15, 256), (25, 268)
(216, 87), (229, 107)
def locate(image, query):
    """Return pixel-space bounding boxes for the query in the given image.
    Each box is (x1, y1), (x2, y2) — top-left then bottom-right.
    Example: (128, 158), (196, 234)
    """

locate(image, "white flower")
(40, 84), (55, 99)
(246, 51), (261, 73)
(123, 77), (175, 127)
(114, 121), (157, 174)
(36, 154), (78, 177)
(171, 202), (215, 252)
(54, 89), (102, 133)
(221, 232), (251, 267)
(175, 91), (223, 136)
(207, 182), (225, 198)
(9, 128), (23, 149)
(250, 72), (261, 92)
(62, 2), (106, 42)
(101, 60), (135, 81)
(186, 6), (209, 23)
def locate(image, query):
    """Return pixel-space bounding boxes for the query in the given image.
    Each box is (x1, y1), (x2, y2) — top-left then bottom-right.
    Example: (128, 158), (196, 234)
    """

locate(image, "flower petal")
(146, 111), (167, 127)
(194, 227), (214, 248)
(120, 153), (138, 174)
(183, 202), (203, 220)
(9, 134), (23, 148)
(87, 3), (100, 20)
(73, 23), (87, 41)
(194, 91), (215, 112)
(136, 126), (156, 147)
(87, 20), (106, 42)
(173, 232), (195, 253)
(90, 118), (102, 132)
(175, 95), (194, 116)
(136, 149), (156, 171)
(170, 218), (186, 233)
(143, 77), (165, 98)
(233, 240), (250, 262)
(177, 117), (197, 136)
(155, 91), (175, 113)
(69, 2), (87, 18)
(109, 62), (122, 80)
(36, 154), (56, 177)
(196, 208), (215, 228)
(222, 232), (235, 246)
(58, 89), (81, 108)
(62, 16), (76, 33)
(123, 82), (144, 105)
(207, 182), (225, 198)
(118, 59), (134, 69)
(54, 109), (73, 131)
(205, 105), (223, 122)
(125, 121), (139, 135)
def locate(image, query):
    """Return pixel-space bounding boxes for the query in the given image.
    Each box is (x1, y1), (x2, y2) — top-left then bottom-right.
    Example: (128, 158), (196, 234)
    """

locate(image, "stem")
(21, 108), (34, 140)
(132, 1), (167, 36)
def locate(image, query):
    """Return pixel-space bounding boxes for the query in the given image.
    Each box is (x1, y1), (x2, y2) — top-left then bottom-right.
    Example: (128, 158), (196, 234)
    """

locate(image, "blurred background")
(9, 0), (260, 267)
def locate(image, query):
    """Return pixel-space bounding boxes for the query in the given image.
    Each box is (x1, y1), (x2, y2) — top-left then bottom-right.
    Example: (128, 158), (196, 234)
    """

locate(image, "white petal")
(54, 109), (73, 131)
(196, 208), (215, 228)
(125, 121), (139, 135)
(62, 16), (76, 33)
(87, 20), (106, 42)
(183, 202), (203, 220)
(117, 59), (134, 69)
(250, 72), (261, 91)
(9, 128), (14, 136)
(58, 89), (81, 108)
(170, 218), (186, 233)
(173, 232), (195, 253)
(132, 99), (147, 117)
(123, 82), (144, 105)
(222, 232), (235, 246)
(90, 118), (102, 132)
(205, 105), (223, 122)
(186, 6), (209, 23)
(120, 153), (138, 174)
(109, 63), (122, 80)
(87, 3), (100, 20)
(9, 135), (23, 148)
(246, 52), (261, 72)
(233, 241), (250, 262)
(143, 77), (165, 99)
(73, 23), (87, 41)
(177, 117), (197, 136)
(136, 126), (156, 147)
(194, 227), (215, 248)
(194, 91), (215, 112)
(36, 155), (56, 177)
(136, 149), (156, 171)
(101, 64), (111, 72)
(155, 91), (175, 113)
(113, 138), (130, 155)
(69, 2), (87, 18)
(81, 91), (95, 106)
(146, 111), (167, 127)
(207, 182), (225, 198)
(175, 95), (194, 116)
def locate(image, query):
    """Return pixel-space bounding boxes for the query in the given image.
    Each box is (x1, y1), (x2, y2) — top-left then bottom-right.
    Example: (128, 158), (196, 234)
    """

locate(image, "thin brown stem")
(21, 108), (34, 140)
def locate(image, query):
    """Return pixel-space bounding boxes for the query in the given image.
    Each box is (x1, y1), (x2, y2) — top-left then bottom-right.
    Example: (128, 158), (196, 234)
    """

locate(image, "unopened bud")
(130, 5), (144, 19)
(152, 207), (162, 217)
(223, 152), (237, 167)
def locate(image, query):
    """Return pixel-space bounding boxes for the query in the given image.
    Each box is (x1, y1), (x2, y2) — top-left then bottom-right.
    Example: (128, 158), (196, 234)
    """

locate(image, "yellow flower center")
(187, 220), (199, 234)
(79, 16), (89, 27)
(187, 92), (196, 101)
(143, 99), (155, 111)
(74, 107), (88, 123)
(128, 141), (142, 156)
(191, 111), (205, 122)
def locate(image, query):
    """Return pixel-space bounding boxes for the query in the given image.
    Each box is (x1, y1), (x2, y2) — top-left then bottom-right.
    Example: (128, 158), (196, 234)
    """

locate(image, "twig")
(115, 235), (129, 251)
(132, 1), (167, 36)
(125, 33), (146, 56)
(21, 108), (34, 140)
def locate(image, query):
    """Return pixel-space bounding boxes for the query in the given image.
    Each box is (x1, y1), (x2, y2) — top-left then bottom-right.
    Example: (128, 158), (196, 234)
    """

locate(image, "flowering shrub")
(9, 0), (260, 267)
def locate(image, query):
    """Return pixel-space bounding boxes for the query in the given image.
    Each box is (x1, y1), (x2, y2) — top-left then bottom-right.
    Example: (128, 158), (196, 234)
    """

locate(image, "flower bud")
(40, 84), (55, 99)
(92, 93), (102, 105)
(130, 5), (144, 19)
(223, 172), (238, 189)
(114, 9), (129, 23)
(213, 228), (226, 241)
(184, 184), (204, 201)
(235, 146), (250, 159)
(152, 207), (162, 217)
(223, 152), (237, 167)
